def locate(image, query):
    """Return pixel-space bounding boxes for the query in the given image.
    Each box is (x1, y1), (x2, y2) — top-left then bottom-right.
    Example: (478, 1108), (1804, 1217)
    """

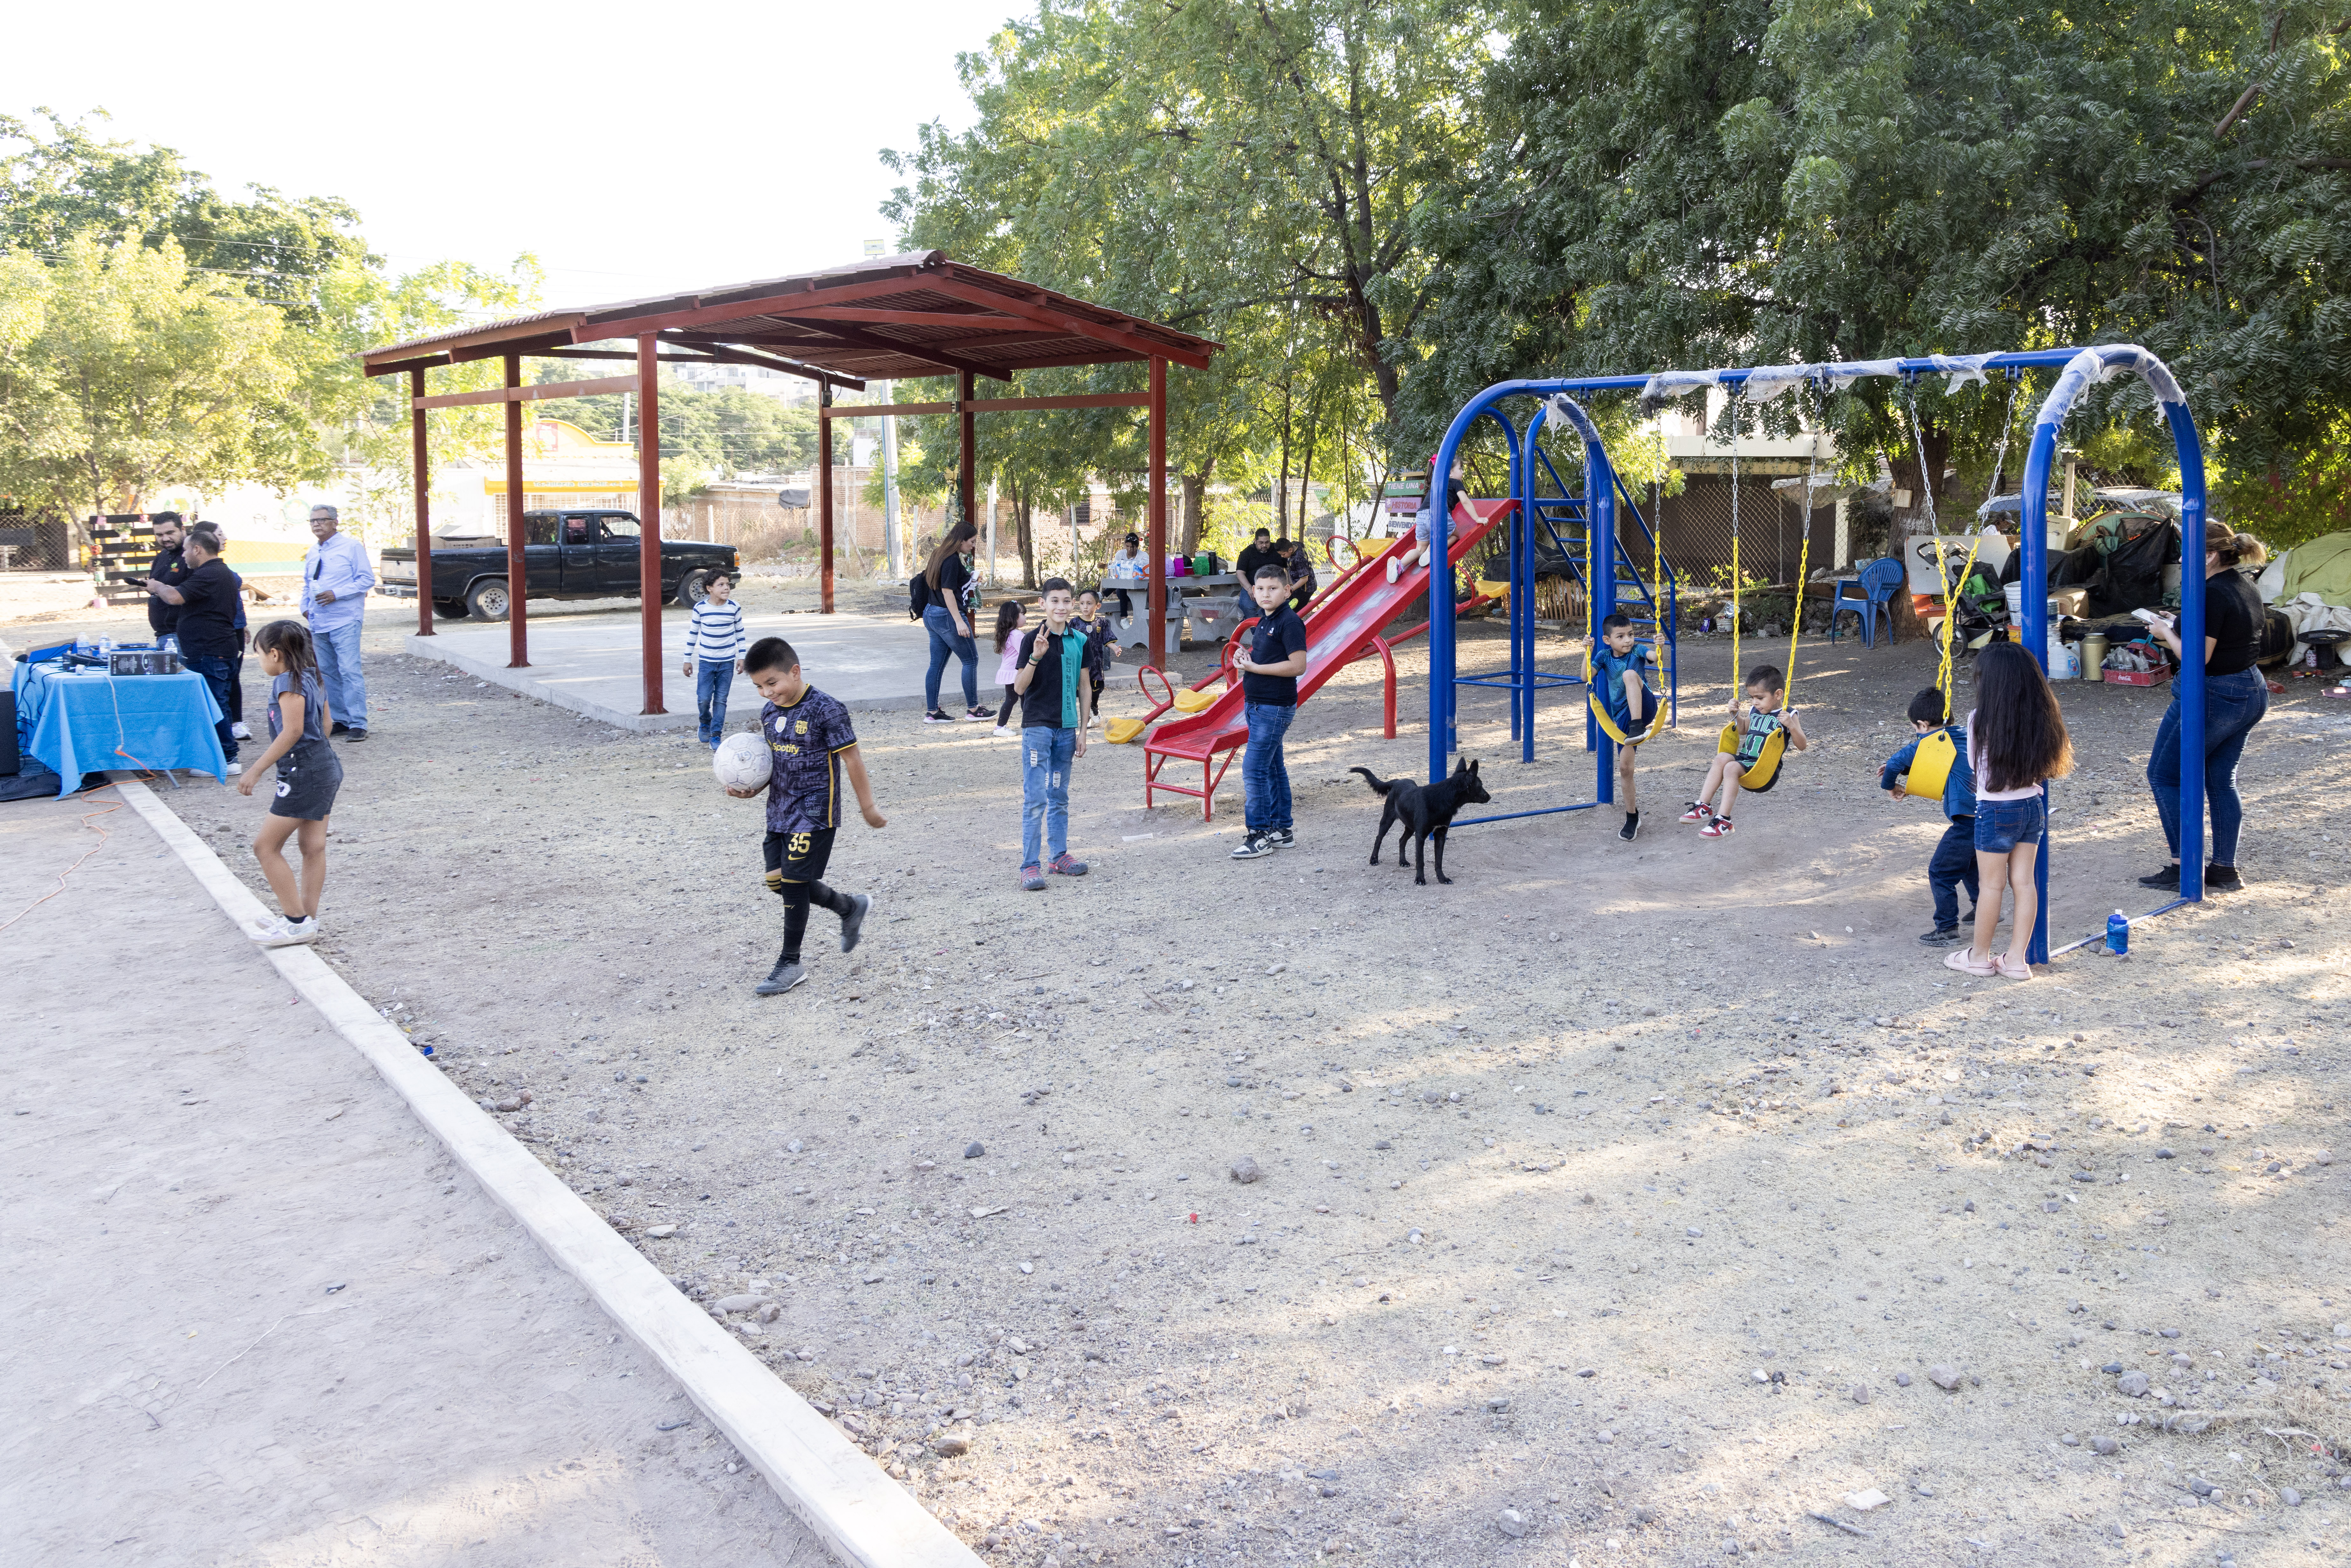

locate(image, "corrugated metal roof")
(363, 252), (1218, 380)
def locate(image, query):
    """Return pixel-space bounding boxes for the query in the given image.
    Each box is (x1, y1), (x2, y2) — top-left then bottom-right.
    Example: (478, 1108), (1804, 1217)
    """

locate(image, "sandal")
(1943, 948), (1995, 976)
(1995, 954), (2033, 980)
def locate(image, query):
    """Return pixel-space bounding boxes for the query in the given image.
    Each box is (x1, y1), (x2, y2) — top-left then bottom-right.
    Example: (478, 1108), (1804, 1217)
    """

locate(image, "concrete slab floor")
(407, 607), (935, 732)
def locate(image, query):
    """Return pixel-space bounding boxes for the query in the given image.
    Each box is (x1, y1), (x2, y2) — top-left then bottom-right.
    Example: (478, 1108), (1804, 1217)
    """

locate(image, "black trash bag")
(2084, 518), (2181, 618)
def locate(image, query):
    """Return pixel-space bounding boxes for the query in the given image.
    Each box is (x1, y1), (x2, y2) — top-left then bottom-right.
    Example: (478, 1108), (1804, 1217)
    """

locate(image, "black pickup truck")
(378, 510), (739, 620)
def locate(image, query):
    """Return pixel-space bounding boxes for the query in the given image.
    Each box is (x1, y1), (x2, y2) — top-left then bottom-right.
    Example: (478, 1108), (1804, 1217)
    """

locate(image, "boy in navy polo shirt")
(1583, 611), (1657, 841)
(726, 636), (886, 995)
(1011, 577), (1094, 891)
(1230, 564), (1310, 860)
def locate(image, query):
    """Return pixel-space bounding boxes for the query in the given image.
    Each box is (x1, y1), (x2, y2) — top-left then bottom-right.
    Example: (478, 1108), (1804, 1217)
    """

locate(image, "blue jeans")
(1021, 726), (1076, 867)
(2148, 667), (2267, 866)
(695, 659), (733, 745)
(1975, 795), (2046, 854)
(1928, 816), (1980, 930)
(923, 604), (979, 712)
(1243, 701), (1295, 832)
(183, 653), (238, 764)
(311, 619), (367, 731)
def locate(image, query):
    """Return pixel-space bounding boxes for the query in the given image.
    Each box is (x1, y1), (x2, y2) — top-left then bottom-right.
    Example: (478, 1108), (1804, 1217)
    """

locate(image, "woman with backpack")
(919, 522), (991, 723)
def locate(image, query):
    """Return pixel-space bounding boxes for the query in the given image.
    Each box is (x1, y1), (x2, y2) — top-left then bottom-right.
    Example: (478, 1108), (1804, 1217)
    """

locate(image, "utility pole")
(879, 380), (902, 580)
(986, 477), (999, 585)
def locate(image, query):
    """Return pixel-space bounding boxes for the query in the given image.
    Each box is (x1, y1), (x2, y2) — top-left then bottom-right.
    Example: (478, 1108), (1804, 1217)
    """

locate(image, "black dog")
(1350, 759), (1491, 885)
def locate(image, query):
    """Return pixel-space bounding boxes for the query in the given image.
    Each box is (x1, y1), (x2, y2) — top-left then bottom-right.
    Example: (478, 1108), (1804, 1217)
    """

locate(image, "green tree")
(1404, 0), (2351, 535)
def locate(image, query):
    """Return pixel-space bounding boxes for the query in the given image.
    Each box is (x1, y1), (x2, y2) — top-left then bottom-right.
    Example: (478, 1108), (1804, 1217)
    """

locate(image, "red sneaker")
(1677, 802), (1712, 824)
(1700, 816), (1734, 838)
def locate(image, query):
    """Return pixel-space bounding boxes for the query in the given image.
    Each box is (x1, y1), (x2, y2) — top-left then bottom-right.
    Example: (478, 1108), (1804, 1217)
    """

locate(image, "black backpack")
(908, 570), (931, 620)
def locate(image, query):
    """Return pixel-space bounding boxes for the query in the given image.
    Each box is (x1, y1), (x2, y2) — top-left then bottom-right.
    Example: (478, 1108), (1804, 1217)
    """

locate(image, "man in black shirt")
(144, 511), (189, 637)
(1229, 564), (1311, 860)
(1233, 527), (1276, 621)
(146, 523), (244, 764)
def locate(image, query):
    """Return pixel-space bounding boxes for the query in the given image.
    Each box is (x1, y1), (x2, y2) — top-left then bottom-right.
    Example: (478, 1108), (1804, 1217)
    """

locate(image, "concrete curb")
(112, 779), (982, 1568)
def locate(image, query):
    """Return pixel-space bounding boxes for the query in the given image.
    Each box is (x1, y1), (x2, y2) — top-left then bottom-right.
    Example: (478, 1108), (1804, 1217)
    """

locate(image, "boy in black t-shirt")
(724, 636), (887, 995)
(1230, 565), (1310, 859)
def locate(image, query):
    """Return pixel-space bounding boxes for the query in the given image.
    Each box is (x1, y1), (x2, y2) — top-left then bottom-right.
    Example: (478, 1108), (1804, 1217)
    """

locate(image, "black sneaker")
(1230, 832), (1276, 860)
(2203, 863), (2243, 892)
(923, 709), (954, 724)
(344, 728), (367, 743)
(755, 960), (806, 995)
(839, 893), (871, 952)
(1267, 828), (1295, 850)
(1918, 926), (1966, 946)
(2137, 863), (2181, 890)
(330, 720), (350, 736)
(1618, 811), (1640, 842)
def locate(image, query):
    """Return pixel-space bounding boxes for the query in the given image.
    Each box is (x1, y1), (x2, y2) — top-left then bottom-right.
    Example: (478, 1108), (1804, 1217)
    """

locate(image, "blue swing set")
(1421, 344), (2216, 963)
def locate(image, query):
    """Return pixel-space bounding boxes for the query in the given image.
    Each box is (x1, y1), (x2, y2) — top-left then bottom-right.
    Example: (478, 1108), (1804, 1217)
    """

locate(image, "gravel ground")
(13, 572), (2351, 1567)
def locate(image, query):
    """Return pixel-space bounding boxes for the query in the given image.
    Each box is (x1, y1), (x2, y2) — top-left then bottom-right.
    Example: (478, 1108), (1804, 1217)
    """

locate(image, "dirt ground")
(13, 570), (2350, 1568)
(0, 784), (825, 1566)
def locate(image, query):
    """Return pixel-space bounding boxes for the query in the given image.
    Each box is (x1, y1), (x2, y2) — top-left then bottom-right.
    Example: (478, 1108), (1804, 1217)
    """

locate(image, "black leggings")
(764, 829), (849, 963)
(997, 682), (1018, 726)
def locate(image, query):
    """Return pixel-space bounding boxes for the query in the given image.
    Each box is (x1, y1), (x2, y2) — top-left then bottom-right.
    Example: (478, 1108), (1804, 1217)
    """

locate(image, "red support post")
(957, 369), (977, 532)
(503, 354), (528, 668)
(1147, 356), (1168, 668)
(817, 380), (835, 613)
(411, 366), (433, 637)
(637, 333), (665, 715)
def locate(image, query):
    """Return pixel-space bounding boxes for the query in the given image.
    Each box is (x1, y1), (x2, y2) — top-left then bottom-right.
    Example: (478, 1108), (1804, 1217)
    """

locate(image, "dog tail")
(1348, 765), (1393, 796)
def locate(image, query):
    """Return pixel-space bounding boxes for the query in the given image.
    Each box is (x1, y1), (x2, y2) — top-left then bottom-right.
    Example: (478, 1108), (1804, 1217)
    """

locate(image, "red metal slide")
(1142, 497), (1516, 818)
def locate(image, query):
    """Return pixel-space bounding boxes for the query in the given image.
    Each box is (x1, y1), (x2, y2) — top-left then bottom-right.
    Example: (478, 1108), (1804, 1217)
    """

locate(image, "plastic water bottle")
(2105, 911), (2129, 956)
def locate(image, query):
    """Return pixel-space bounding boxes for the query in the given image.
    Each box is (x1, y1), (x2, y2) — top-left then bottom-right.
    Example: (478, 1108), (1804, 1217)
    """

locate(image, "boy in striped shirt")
(683, 571), (747, 746)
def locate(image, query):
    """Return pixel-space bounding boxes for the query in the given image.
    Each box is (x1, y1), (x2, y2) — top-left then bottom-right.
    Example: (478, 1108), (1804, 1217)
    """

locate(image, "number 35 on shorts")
(786, 832), (812, 857)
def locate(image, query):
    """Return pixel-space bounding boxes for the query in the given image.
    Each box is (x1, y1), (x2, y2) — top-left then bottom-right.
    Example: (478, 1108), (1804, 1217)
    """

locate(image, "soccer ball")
(713, 732), (772, 793)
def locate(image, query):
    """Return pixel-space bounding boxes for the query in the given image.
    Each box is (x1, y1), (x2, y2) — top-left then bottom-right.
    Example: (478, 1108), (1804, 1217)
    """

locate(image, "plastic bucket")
(2003, 581), (2025, 618)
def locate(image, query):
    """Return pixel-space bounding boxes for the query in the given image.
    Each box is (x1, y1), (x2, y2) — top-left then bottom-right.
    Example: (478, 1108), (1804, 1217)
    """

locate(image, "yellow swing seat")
(1715, 720), (1789, 793)
(1170, 686), (1221, 714)
(1583, 643), (1668, 747)
(1900, 726), (1958, 800)
(1104, 716), (1150, 744)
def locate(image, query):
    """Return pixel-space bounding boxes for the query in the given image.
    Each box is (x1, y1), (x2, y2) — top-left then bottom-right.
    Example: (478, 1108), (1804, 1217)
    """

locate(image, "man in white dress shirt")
(301, 504), (376, 741)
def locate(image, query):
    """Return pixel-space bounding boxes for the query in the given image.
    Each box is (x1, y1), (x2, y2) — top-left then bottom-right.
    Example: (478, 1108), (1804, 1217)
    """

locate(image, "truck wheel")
(674, 569), (709, 607)
(465, 579), (511, 620)
(433, 598), (469, 620)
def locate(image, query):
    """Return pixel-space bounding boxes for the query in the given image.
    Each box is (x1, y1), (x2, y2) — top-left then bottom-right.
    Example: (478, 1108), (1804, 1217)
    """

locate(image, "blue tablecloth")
(11, 660), (229, 796)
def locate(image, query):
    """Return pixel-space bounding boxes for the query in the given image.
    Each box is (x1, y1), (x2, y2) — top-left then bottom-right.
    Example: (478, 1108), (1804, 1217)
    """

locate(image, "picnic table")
(10, 657), (229, 795)
(1101, 572), (1246, 652)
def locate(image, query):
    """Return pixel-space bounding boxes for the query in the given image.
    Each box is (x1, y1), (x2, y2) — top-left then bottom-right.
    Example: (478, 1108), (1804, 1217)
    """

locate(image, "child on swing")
(1583, 611), (1657, 841)
(1947, 641), (2073, 981)
(1682, 665), (1807, 837)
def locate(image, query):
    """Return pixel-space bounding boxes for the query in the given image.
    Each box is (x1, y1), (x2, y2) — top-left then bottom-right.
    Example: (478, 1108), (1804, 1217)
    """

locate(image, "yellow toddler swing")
(1713, 384), (1811, 792)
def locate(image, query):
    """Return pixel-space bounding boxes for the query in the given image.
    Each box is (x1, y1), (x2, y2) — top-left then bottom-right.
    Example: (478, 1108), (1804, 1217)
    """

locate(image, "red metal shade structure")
(362, 251), (1220, 715)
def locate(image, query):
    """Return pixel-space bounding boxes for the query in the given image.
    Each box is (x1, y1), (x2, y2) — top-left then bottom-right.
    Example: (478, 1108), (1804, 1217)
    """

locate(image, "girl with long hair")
(238, 620), (345, 947)
(990, 598), (1027, 735)
(1951, 641), (2074, 980)
(920, 521), (989, 723)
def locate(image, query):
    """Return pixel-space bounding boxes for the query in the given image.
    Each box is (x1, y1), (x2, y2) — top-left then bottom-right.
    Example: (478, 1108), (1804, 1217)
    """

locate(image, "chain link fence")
(0, 510), (76, 572)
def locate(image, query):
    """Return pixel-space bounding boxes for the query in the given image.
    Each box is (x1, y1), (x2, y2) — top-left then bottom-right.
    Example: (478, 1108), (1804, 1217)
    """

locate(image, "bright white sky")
(8, 0), (1000, 304)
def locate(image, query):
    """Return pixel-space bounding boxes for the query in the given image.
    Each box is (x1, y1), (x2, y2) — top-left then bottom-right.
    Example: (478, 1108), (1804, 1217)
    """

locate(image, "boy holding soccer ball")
(725, 637), (886, 995)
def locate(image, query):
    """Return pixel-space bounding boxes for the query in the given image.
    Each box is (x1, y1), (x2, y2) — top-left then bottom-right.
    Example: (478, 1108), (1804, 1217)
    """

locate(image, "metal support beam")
(412, 375), (637, 411)
(503, 354), (528, 668)
(1147, 356), (1168, 668)
(637, 334), (665, 716)
(818, 381), (835, 614)
(411, 366), (433, 638)
(958, 371), (977, 533)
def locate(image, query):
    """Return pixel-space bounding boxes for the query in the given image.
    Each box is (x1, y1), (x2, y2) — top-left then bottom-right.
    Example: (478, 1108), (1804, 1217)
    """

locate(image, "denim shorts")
(1974, 795), (2045, 854)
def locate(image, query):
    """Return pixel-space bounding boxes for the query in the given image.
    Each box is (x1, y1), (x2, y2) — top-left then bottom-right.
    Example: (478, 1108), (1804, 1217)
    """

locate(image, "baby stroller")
(1914, 537), (2007, 648)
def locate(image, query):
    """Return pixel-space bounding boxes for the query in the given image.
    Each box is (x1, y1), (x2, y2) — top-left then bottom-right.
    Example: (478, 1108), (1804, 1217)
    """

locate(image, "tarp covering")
(2279, 529), (2351, 605)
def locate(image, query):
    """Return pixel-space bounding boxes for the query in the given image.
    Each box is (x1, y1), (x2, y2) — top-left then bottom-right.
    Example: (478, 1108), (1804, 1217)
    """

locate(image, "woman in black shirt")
(920, 522), (990, 723)
(2139, 522), (2269, 892)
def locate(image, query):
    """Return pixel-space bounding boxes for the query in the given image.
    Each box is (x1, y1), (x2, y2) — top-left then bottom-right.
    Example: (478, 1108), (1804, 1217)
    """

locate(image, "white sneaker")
(230, 721), (252, 741)
(992, 724), (1012, 738)
(1386, 557), (1401, 584)
(252, 915), (321, 948)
